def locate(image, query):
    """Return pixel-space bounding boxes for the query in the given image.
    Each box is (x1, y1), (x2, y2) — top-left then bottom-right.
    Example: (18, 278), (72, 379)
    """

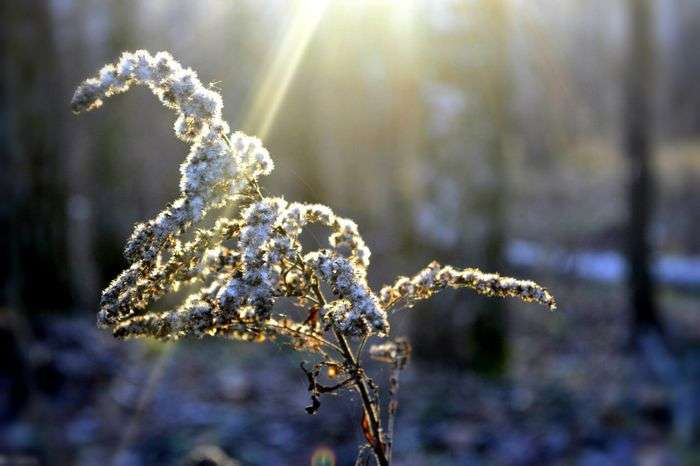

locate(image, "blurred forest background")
(2, 0), (700, 465)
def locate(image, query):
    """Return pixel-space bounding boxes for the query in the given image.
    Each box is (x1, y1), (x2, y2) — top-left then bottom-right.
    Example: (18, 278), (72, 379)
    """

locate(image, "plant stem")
(239, 172), (390, 465)
(385, 363), (402, 463)
(336, 330), (389, 466)
(263, 319), (343, 354)
(310, 283), (389, 466)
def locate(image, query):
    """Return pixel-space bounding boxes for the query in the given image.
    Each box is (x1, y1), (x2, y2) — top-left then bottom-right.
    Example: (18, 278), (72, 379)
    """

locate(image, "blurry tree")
(383, 4), (426, 251)
(412, 0), (512, 375)
(467, 0), (511, 376)
(60, 0), (100, 311)
(668, 0), (700, 136)
(274, 2), (427, 255)
(2, 0), (72, 311)
(61, 0), (137, 311)
(623, 0), (663, 340)
(0, 0), (9, 306)
(93, 0), (139, 286)
(308, 3), (424, 233)
(265, 3), (361, 217)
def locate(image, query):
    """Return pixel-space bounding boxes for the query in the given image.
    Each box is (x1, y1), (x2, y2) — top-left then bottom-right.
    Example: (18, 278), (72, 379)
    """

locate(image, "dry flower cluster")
(73, 50), (556, 466)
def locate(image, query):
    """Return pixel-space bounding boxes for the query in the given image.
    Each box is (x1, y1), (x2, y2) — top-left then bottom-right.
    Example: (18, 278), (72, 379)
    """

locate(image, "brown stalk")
(310, 282), (389, 466)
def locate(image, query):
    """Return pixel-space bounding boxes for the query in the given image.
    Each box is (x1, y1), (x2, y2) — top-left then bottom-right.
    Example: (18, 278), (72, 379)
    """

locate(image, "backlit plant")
(72, 50), (556, 466)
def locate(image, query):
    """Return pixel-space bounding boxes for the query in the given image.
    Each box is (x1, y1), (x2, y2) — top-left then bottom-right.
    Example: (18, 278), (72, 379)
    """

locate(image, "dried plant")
(72, 50), (556, 466)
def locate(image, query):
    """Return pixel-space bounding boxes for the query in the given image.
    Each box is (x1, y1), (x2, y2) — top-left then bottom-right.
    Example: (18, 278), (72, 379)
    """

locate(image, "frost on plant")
(73, 50), (556, 465)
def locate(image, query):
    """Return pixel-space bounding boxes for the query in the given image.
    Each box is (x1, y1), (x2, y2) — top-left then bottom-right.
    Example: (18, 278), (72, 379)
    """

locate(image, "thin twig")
(356, 335), (369, 365)
(310, 281), (388, 466)
(385, 363), (402, 463)
(263, 320), (343, 354)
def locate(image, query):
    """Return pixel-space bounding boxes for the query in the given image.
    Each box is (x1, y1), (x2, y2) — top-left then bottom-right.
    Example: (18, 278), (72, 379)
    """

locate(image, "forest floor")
(1, 276), (698, 466)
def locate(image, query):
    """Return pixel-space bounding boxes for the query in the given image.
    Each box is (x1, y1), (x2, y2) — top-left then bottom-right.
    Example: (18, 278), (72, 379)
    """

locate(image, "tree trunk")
(466, 0), (511, 377)
(624, 0), (662, 340)
(2, 0), (72, 312)
(410, 0), (512, 375)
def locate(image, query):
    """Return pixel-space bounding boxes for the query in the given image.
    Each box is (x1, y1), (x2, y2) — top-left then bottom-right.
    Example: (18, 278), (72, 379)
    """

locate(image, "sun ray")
(240, 0), (330, 141)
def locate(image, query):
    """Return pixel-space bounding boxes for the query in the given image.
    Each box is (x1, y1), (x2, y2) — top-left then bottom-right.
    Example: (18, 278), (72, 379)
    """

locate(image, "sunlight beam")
(241, 0), (330, 141)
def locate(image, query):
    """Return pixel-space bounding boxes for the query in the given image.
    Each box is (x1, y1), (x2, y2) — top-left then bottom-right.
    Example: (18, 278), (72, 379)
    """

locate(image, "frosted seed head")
(190, 88), (223, 120)
(132, 49), (155, 81)
(174, 114), (205, 142)
(115, 51), (139, 80)
(70, 79), (104, 113)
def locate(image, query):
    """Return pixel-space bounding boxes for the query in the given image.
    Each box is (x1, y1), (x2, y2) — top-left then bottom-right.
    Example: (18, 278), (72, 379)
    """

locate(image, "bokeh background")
(2, 0), (700, 465)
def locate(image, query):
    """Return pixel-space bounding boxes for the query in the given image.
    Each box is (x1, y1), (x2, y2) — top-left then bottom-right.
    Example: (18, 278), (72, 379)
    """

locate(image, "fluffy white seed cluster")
(379, 261), (557, 311)
(72, 50), (273, 264)
(307, 251), (387, 336)
(215, 198), (384, 335)
(107, 195), (385, 340)
(75, 50), (554, 345)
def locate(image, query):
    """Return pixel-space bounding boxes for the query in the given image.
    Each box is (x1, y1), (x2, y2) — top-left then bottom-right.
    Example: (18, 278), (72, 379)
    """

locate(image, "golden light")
(222, 0), (422, 226)
(310, 446), (336, 466)
(241, 0), (330, 140)
(327, 364), (337, 378)
(238, 0), (420, 142)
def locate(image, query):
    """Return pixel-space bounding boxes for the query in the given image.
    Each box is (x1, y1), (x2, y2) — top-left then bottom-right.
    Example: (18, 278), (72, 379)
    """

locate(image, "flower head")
(75, 51), (554, 346)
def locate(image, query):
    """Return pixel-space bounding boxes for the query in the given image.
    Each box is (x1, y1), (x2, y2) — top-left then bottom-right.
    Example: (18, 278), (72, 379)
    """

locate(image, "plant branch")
(310, 282), (388, 466)
(263, 320), (343, 354)
(385, 362), (402, 463)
